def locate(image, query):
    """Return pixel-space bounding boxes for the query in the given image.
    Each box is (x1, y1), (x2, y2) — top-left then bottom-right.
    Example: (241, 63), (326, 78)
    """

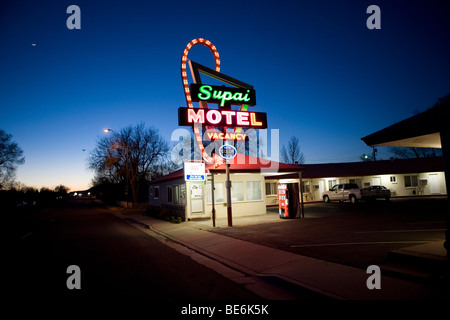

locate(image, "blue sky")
(1, 0), (449, 191)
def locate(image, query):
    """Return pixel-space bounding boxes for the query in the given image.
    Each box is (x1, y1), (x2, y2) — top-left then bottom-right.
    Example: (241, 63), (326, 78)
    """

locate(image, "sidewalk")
(113, 208), (446, 300)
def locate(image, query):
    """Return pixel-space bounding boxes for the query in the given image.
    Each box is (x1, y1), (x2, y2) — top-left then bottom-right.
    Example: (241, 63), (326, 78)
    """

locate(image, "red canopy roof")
(206, 153), (304, 174)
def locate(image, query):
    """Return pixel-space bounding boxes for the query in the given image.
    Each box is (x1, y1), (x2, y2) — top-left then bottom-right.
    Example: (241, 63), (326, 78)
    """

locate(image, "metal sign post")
(211, 172), (216, 227)
(219, 144), (237, 227)
(226, 160), (232, 227)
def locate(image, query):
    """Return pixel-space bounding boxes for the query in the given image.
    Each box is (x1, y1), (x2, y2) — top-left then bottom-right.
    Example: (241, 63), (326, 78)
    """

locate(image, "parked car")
(360, 185), (391, 201)
(322, 183), (361, 203)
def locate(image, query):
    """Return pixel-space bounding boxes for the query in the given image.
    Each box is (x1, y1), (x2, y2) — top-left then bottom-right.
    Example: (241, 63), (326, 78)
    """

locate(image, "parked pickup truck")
(322, 183), (361, 204)
(322, 183), (391, 203)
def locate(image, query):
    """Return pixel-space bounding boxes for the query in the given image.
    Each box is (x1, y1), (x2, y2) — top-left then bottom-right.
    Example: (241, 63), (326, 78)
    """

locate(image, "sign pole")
(211, 172), (216, 227)
(226, 160), (232, 227)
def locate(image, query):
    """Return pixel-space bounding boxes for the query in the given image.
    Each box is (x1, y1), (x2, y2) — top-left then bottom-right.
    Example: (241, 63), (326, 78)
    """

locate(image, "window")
(302, 181), (310, 193)
(265, 182), (277, 195)
(154, 186), (160, 199)
(173, 185), (179, 204)
(168, 186), (172, 202)
(349, 179), (362, 188)
(231, 182), (244, 202)
(180, 185), (186, 204)
(206, 182), (225, 203)
(390, 176), (397, 183)
(328, 180), (337, 189)
(405, 175), (419, 188)
(246, 181), (262, 201)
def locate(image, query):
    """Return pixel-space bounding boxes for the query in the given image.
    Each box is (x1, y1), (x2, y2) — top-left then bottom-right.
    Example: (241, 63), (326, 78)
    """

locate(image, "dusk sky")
(1, 0), (449, 191)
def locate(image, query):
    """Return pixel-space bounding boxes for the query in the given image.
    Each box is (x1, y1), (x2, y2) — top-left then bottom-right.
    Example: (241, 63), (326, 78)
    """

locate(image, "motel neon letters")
(178, 107), (268, 129)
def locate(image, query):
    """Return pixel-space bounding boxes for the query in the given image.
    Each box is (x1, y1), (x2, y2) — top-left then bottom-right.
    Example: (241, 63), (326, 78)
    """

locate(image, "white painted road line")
(290, 241), (428, 248)
(354, 229), (446, 233)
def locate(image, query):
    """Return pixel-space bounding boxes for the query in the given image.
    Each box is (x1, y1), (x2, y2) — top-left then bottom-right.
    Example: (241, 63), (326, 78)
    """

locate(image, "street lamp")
(104, 128), (131, 208)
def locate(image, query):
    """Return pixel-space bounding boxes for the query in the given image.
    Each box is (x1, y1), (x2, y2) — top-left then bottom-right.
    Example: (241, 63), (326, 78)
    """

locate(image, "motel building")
(148, 154), (446, 222)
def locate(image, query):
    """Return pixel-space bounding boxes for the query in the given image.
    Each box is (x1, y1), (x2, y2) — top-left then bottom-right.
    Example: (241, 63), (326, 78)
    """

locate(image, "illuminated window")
(265, 182), (277, 195)
(328, 180), (337, 189)
(206, 182), (225, 203)
(246, 181), (262, 201)
(302, 181), (310, 193)
(231, 182), (244, 202)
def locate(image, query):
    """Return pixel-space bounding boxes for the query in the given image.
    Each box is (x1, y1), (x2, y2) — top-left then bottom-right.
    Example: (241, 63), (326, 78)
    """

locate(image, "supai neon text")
(198, 85), (250, 106)
(190, 84), (256, 107)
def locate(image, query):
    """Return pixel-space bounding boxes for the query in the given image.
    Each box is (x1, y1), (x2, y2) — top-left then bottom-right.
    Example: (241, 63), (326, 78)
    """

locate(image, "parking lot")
(211, 197), (448, 270)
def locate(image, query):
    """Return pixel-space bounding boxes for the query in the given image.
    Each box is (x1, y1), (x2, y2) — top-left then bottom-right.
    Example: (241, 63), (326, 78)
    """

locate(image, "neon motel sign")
(180, 38), (268, 162)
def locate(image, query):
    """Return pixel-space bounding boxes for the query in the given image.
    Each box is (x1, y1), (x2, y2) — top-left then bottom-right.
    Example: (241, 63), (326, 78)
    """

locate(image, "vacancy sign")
(184, 162), (206, 181)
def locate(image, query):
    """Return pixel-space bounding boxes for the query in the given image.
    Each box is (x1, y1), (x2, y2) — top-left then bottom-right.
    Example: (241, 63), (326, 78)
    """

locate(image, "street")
(8, 198), (260, 301)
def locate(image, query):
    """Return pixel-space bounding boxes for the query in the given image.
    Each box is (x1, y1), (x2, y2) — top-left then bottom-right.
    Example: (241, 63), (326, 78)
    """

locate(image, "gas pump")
(278, 183), (300, 219)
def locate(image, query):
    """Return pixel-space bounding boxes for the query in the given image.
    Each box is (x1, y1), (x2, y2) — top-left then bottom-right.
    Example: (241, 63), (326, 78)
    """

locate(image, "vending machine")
(278, 184), (288, 218)
(278, 183), (300, 219)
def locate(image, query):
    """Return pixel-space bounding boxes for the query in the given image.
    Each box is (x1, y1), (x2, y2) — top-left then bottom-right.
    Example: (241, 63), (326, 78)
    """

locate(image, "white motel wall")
(148, 172), (266, 221)
(265, 171), (447, 206)
(149, 157), (446, 220)
(266, 157), (447, 206)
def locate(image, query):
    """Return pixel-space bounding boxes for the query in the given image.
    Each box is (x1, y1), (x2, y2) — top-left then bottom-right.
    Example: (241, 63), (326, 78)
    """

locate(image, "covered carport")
(361, 96), (450, 257)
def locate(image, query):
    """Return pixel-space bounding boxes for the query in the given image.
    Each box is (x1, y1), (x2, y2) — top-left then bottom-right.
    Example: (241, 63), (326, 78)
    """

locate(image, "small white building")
(148, 154), (303, 221)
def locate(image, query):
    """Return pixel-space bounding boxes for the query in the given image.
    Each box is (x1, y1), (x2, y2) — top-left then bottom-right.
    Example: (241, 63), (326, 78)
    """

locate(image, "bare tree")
(88, 123), (169, 203)
(281, 136), (305, 164)
(0, 129), (25, 189)
(389, 146), (442, 159)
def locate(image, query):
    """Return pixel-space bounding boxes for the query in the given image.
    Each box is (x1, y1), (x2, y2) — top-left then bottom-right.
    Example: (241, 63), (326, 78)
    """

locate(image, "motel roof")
(267, 156), (445, 180)
(207, 154), (304, 174)
(150, 155), (445, 184)
(361, 97), (450, 149)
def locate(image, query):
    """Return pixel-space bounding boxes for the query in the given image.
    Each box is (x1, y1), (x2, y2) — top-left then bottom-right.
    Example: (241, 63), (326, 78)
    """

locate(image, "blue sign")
(186, 174), (205, 181)
(219, 144), (237, 160)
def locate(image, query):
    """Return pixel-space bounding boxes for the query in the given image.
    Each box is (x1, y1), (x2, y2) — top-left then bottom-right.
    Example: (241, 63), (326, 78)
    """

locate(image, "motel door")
(190, 183), (204, 214)
(429, 174), (440, 194)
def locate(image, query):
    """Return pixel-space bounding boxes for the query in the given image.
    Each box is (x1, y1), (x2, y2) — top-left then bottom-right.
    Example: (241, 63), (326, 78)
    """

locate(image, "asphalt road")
(214, 197), (448, 269)
(8, 198), (261, 301)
